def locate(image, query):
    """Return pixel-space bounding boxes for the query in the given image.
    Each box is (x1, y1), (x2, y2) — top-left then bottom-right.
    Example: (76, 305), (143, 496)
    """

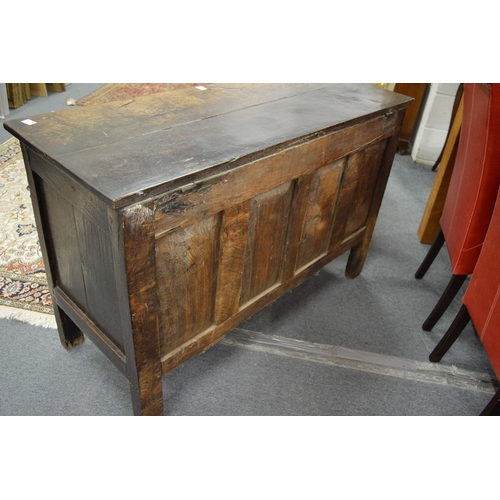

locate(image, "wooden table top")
(4, 83), (412, 208)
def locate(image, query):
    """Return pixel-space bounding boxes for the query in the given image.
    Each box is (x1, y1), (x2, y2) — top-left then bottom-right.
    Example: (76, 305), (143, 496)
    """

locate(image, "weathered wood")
(53, 286), (126, 374)
(160, 232), (367, 374)
(20, 143), (84, 350)
(72, 210), (124, 347)
(214, 201), (251, 324)
(121, 203), (163, 416)
(295, 160), (344, 271)
(281, 173), (316, 281)
(29, 149), (125, 351)
(156, 215), (220, 353)
(240, 182), (294, 305)
(5, 84), (411, 208)
(345, 109), (406, 278)
(154, 114), (394, 236)
(156, 131), (401, 373)
(4, 84), (412, 415)
(36, 175), (88, 310)
(27, 147), (112, 235)
(329, 152), (365, 250)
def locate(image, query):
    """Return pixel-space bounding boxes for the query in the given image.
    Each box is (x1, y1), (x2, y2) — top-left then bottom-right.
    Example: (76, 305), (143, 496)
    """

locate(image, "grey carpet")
(0, 84), (496, 415)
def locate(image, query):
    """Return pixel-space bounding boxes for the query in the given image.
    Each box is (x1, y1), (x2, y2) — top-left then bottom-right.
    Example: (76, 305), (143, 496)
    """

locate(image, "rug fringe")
(0, 305), (56, 329)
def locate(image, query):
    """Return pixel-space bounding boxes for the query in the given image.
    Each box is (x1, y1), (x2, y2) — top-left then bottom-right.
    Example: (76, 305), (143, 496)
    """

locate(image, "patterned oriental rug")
(0, 83), (209, 327)
(0, 138), (55, 326)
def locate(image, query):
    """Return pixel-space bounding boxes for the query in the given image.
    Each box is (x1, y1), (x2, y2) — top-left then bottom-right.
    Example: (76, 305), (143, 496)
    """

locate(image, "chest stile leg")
(119, 202), (163, 416)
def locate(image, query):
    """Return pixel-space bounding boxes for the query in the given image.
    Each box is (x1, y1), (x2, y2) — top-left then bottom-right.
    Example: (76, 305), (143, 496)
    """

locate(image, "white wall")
(411, 83), (460, 166)
(0, 84), (9, 118)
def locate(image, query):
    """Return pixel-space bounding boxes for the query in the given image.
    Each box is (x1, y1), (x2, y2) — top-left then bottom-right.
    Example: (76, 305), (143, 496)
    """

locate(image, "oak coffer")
(4, 84), (412, 415)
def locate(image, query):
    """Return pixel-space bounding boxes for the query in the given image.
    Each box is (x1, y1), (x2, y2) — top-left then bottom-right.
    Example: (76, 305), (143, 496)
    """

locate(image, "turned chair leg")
(480, 387), (500, 416)
(429, 304), (471, 362)
(422, 274), (468, 331)
(415, 229), (445, 279)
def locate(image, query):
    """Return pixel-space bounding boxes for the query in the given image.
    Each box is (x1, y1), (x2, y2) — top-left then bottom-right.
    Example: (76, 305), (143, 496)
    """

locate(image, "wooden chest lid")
(3, 83), (412, 208)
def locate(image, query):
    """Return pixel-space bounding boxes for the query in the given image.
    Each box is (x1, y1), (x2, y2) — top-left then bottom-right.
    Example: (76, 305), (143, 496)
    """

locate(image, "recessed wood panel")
(73, 212), (124, 349)
(156, 215), (220, 353)
(36, 175), (124, 350)
(37, 176), (87, 311)
(214, 201), (251, 324)
(329, 139), (388, 249)
(240, 182), (294, 305)
(343, 140), (388, 236)
(295, 159), (345, 270)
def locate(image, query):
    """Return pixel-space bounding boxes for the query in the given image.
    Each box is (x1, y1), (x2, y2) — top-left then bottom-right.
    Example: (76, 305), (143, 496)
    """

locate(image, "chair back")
(463, 186), (500, 378)
(440, 83), (500, 275)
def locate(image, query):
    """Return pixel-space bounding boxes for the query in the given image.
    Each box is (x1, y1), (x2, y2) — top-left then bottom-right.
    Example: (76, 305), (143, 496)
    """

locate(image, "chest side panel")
(26, 149), (125, 352)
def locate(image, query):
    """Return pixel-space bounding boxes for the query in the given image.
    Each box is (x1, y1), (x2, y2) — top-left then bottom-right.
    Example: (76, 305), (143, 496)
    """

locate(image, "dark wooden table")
(4, 84), (412, 415)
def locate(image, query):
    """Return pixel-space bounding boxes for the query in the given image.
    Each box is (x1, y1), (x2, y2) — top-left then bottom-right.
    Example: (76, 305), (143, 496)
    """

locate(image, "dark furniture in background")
(393, 83), (428, 154)
(4, 84), (412, 415)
